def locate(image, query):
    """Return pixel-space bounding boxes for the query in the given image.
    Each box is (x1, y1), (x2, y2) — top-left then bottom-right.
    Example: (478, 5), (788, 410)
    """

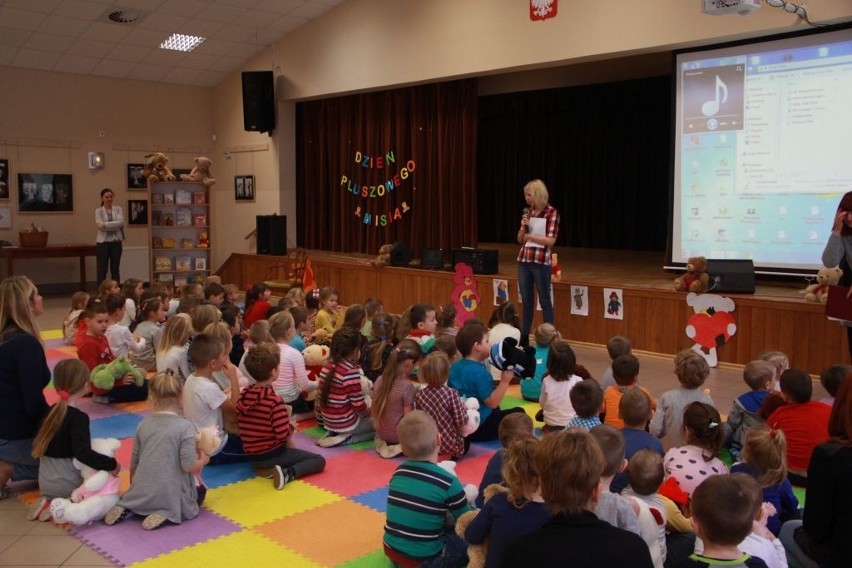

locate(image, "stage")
(218, 244), (843, 376)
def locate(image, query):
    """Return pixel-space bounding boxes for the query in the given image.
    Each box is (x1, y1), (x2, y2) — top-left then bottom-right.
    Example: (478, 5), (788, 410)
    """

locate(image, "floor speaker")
(451, 248), (499, 275)
(421, 248), (444, 270)
(390, 242), (413, 267)
(707, 259), (755, 294)
(256, 215), (286, 256)
(242, 71), (275, 133)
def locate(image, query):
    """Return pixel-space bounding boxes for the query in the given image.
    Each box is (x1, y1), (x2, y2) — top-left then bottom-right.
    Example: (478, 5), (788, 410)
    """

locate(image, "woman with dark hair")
(95, 188), (125, 284)
(822, 191), (852, 361)
(780, 373), (852, 568)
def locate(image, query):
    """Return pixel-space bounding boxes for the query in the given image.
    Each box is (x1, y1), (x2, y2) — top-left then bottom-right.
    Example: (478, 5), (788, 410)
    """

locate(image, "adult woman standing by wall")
(95, 188), (124, 285)
(821, 191), (852, 361)
(516, 179), (560, 346)
(0, 276), (50, 498)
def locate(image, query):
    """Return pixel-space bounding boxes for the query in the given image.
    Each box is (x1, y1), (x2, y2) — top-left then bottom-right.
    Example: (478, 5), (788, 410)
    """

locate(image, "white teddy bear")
(437, 460), (478, 506)
(50, 438), (121, 525)
(459, 397), (481, 437)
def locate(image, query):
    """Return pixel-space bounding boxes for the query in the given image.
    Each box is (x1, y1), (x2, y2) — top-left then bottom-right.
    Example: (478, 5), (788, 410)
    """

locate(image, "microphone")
(522, 207), (530, 232)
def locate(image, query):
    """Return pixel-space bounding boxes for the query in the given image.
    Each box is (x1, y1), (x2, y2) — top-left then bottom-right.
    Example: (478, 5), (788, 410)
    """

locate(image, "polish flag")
(530, 0), (557, 21)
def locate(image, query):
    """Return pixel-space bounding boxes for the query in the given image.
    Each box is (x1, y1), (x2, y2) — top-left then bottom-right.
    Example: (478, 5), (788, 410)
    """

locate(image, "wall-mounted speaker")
(242, 71), (275, 134)
(390, 242), (413, 267)
(256, 214), (286, 256)
(707, 259), (755, 294)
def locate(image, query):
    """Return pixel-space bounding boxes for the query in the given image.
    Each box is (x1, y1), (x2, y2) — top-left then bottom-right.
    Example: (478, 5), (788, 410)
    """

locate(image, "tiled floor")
(3, 296), (825, 567)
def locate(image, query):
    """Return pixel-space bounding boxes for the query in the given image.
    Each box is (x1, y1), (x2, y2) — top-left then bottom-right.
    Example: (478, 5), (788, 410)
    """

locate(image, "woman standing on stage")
(822, 190), (852, 361)
(516, 179), (560, 346)
(95, 188), (125, 285)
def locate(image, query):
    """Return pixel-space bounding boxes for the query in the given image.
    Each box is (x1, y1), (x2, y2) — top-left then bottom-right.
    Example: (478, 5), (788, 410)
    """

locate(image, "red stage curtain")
(296, 79), (478, 257)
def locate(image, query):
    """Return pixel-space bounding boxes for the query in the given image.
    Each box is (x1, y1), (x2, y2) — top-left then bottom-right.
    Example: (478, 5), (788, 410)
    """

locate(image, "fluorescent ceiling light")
(159, 33), (206, 52)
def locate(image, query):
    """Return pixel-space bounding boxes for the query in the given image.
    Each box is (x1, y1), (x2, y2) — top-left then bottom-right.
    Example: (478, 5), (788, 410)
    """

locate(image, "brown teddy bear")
(674, 256), (709, 293)
(374, 243), (393, 267)
(142, 152), (176, 184)
(801, 266), (842, 303)
(180, 156), (216, 188)
(454, 483), (508, 568)
(551, 252), (562, 281)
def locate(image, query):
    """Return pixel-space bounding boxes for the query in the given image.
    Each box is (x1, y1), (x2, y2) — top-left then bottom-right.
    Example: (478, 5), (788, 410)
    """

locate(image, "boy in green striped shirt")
(383, 410), (470, 568)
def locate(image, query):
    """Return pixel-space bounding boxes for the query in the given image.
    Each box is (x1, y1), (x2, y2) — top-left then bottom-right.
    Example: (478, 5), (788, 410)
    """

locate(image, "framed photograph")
(17, 173), (73, 212)
(127, 163), (146, 190)
(0, 206), (11, 229)
(0, 159), (9, 199)
(128, 199), (149, 226)
(195, 257), (207, 271)
(235, 175), (255, 201)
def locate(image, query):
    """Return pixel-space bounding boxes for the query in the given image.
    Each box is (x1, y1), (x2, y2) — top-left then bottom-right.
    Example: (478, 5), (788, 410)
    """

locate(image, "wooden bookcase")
(149, 181), (210, 288)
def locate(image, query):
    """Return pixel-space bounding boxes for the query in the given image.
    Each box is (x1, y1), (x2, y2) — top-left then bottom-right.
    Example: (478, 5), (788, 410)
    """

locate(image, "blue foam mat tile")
(351, 486), (389, 513)
(89, 412), (144, 439)
(201, 461), (256, 489)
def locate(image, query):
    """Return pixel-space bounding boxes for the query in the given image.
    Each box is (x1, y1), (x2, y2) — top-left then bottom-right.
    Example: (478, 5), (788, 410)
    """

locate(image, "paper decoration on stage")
(452, 263), (481, 326)
(530, 0), (557, 21)
(685, 292), (737, 368)
(343, 149), (417, 228)
(570, 285), (588, 316)
(493, 279), (509, 306)
(604, 288), (623, 320)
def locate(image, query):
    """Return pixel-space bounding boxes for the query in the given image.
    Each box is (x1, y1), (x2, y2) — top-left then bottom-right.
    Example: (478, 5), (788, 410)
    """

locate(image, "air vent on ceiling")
(108, 10), (140, 24)
(100, 6), (148, 26)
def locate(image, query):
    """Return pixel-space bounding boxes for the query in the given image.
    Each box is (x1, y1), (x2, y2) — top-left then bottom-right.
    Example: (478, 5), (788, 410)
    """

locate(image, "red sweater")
(244, 300), (271, 328)
(317, 359), (369, 433)
(767, 401), (831, 472)
(235, 383), (292, 455)
(76, 334), (115, 395)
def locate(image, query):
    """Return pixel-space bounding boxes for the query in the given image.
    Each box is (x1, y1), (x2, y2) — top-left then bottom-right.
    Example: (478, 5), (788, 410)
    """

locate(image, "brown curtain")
(296, 79), (478, 257)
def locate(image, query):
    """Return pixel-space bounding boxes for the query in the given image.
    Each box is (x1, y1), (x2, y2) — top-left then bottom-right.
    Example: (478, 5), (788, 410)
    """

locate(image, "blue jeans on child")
(0, 437), (39, 481)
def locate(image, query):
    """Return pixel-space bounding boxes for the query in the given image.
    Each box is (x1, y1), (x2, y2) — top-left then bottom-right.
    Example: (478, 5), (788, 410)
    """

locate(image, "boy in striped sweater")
(383, 410), (471, 568)
(236, 344), (325, 489)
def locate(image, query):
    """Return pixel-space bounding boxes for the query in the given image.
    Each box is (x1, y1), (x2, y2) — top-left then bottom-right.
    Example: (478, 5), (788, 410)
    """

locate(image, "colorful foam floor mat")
(21, 331), (540, 567)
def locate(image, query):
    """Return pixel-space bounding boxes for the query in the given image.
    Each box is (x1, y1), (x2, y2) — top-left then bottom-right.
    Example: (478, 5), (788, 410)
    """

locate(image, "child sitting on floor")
(726, 360), (774, 459)
(538, 340), (584, 433)
(414, 351), (468, 460)
(818, 363), (851, 407)
(650, 349), (714, 450)
(601, 335), (632, 389)
(621, 449), (668, 568)
(104, 293), (145, 359)
(129, 295), (164, 372)
(588, 425), (641, 535)
(156, 313), (193, 383)
(523, 322), (560, 402)
(62, 291), (89, 346)
(565, 379), (603, 430)
(268, 311), (317, 413)
(602, 353), (656, 429)
(611, 387), (664, 494)
(373, 339), (423, 458)
(475, 412), (535, 507)
(406, 303), (438, 354)
(663, 402), (728, 497)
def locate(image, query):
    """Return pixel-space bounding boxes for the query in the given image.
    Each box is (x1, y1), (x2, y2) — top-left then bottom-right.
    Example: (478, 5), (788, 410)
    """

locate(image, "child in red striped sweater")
(236, 344), (325, 489)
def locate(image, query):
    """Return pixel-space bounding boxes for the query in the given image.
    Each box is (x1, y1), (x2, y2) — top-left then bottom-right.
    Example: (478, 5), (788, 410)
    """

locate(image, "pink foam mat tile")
(289, 431), (356, 459)
(303, 451), (400, 497)
(76, 398), (129, 419)
(452, 453), (491, 486)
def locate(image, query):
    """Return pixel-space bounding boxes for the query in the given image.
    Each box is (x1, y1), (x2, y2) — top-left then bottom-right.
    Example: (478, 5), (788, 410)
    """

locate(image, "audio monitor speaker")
(389, 242), (413, 267)
(452, 248), (499, 275)
(256, 214), (286, 256)
(421, 248), (444, 270)
(242, 71), (275, 133)
(707, 259), (755, 294)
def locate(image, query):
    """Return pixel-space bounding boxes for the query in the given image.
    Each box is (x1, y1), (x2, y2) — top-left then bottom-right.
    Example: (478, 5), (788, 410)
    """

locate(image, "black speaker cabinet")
(242, 71), (275, 133)
(452, 248), (499, 275)
(707, 259), (755, 294)
(389, 242), (413, 267)
(256, 215), (286, 256)
(421, 248), (444, 270)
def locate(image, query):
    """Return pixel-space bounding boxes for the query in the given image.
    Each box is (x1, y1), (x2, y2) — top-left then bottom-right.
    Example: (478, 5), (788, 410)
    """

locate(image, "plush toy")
(674, 256), (710, 293)
(801, 266), (842, 303)
(454, 483), (509, 568)
(197, 232), (209, 248)
(436, 460), (478, 506)
(90, 357), (145, 391)
(142, 152), (176, 184)
(302, 344), (330, 382)
(459, 397), (481, 437)
(360, 375), (374, 409)
(490, 337), (537, 379)
(374, 243), (393, 267)
(551, 252), (562, 281)
(49, 438), (121, 525)
(180, 156), (216, 188)
(194, 425), (221, 487)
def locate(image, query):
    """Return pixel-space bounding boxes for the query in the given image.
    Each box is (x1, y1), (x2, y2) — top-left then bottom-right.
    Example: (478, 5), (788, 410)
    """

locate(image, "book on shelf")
(175, 256), (191, 271)
(163, 193), (175, 205)
(161, 237), (176, 248)
(157, 273), (174, 285)
(154, 256), (172, 271)
(151, 210), (162, 226)
(152, 236), (163, 249)
(193, 191), (206, 204)
(194, 213), (207, 227)
(181, 238), (195, 248)
(176, 208), (192, 227)
(174, 275), (188, 287)
(175, 189), (192, 205)
(188, 273), (207, 285)
(151, 193), (164, 205)
(163, 212), (175, 226)
(194, 257), (207, 271)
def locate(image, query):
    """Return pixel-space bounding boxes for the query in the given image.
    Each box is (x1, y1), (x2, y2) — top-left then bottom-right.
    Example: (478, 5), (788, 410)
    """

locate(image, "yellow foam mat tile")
(131, 530), (324, 568)
(205, 478), (341, 528)
(255, 500), (386, 566)
(41, 329), (63, 340)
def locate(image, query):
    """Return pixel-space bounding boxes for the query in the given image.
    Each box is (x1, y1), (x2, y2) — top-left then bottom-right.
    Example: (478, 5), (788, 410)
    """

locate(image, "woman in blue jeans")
(516, 179), (560, 346)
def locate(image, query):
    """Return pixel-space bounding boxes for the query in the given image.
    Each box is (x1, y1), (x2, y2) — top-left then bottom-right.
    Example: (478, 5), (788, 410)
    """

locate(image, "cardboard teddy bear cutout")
(685, 292), (737, 367)
(49, 438), (121, 525)
(452, 263), (481, 326)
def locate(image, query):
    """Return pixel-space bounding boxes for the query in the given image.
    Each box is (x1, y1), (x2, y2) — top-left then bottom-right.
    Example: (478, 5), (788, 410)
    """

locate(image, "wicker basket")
(19, 231), (48, 248)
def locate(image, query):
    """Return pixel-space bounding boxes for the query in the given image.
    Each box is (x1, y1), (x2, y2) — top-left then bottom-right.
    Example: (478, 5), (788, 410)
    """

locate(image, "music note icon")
(701, 75), (728, 117)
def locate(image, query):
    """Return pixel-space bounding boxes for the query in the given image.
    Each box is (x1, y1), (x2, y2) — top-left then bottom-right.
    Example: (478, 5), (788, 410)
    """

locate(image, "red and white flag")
(530, 0), (557, 21)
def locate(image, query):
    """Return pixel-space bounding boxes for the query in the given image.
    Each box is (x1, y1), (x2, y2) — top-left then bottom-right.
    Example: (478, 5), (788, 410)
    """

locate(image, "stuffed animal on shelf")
(454, 483), (509, 568)
(142, 152), (176, 184)
(490, 337), (537, 379)
(49, 438), (121, 525)
(801, 266), (842, 303)
(180, 156), (216, 188)
(374, 243), (393, 267)
(90, 357), (145, 391)
(674, 256), (710, 293)
(197, 232), (209, 248)
(551, 252), (562, 281)
(459, 397), (481, 437)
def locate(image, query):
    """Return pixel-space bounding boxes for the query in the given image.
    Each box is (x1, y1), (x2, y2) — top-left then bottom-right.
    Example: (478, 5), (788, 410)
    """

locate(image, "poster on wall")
(493, 279), (509, 305)
(570, 285), (589, 316)
(0, 160), (8, 199)
(17, 173), (73, 212)
(127, 163), (146, 189)
(604, 288), (623, 320)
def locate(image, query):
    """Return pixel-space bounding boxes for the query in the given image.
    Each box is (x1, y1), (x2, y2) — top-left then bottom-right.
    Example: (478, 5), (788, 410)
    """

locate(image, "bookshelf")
(149, 181), (210, 288)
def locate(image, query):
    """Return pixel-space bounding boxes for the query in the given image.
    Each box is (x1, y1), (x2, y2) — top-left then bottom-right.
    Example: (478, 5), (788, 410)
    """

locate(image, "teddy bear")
(180, 156), (216, 188)
(360, 375), (374, 409)
(49, 438), (121, 525)
(436, 460), (478, 506)
(551, 252), (562, 281)
(193, 425), (221, 488)
(302, 344), (330, 382)
(142, 152), (176, 183)
(374, 243), (393, 267)
(454, 483), (509, 568)
(801, 266), (842, 303)
(90, 357), (145, 391)
(674, 256), (710, 293)
(459, 397), (481, 437)
(490, 337), (537, 379)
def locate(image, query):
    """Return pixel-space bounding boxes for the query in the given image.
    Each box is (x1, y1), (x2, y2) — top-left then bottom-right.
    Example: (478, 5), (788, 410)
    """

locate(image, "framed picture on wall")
(128, 199), (149, 226)
(17, 173), (73, 212)
(127, 163), (146, 189)
(235, 175), (255, 201)
(0, 159), (9, 199)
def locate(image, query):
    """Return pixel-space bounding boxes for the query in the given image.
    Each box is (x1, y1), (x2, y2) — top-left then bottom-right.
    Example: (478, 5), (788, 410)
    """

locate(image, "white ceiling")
(0, 0), (344, 87)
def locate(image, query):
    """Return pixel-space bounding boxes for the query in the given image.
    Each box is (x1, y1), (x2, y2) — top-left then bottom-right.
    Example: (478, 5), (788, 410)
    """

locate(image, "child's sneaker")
(91, 395), (110, 404)
(27, 497), (51, 521)
(317, 433), (351, 448)
(104, 505), (130, 526)
(142, 513), (167, 531)
(272, 465), (294, 490)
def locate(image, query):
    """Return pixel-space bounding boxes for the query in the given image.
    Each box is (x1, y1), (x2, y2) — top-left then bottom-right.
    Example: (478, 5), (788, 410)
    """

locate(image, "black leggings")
(467, 406), (526, 443)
